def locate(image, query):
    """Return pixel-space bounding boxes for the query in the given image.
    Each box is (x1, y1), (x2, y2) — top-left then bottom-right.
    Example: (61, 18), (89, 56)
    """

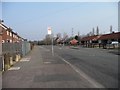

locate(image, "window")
(10, 39), (12, 43)
(7, 39), (10, 42)
(10, 32), (12, 37)
(7, 31), (9, 35)
(2, 40), (5, 43)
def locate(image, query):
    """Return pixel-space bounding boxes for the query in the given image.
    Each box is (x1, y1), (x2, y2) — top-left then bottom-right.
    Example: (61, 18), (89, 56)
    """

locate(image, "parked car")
(111, 41), (119, 48)
(111, 41), (119, 45)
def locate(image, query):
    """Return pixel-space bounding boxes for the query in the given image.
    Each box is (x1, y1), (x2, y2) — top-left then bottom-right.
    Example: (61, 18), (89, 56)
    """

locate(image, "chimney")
(0, 20), (4, 23)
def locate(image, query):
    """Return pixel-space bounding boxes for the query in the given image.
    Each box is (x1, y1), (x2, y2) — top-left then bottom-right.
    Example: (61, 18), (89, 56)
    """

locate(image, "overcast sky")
(1, 2), (118, 40)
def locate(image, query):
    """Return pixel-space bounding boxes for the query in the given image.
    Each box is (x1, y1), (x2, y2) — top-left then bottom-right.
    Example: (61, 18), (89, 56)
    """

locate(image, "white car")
(111, 41), (119, 45)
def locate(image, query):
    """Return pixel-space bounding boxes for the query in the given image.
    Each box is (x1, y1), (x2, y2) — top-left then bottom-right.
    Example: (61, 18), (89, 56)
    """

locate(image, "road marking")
(43, 62), (51, 64)
(8, 67), (20, 71)
(20, 59), (30, 62)
(38, 46), (104, 87)
(56, 54), (105, 88)
(20, 58), (31, 62)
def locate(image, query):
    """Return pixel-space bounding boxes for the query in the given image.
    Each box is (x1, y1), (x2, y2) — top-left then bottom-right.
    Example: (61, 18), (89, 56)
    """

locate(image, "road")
(2, 45), (118, 88)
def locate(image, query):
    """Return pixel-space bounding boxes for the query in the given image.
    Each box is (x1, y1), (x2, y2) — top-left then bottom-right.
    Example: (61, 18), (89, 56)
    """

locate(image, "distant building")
(81, 32), (120, 48)
(70, 39), (78, 45)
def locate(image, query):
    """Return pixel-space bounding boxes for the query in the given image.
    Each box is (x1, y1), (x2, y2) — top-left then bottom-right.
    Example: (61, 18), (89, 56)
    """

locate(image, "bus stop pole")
(51, 33), (54, 56)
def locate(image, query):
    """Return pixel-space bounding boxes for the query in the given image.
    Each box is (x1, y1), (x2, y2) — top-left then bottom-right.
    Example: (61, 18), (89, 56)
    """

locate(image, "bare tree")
(45, 34), (52, 45)
(56, 33), (61, 39)
(63, 32), (68, 40)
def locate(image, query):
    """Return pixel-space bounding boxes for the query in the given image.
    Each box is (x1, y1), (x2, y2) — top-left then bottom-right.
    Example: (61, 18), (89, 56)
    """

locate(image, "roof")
(98, 32), (120, 40)
(81, 35), (98, 41)
(0, 23), (13, 33)
(81, 32), (120, 41)
(0, 23), (8, 30)
(70, 39), (78, 44)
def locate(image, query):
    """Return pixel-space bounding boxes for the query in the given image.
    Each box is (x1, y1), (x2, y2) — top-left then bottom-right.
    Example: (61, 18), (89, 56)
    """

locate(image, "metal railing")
(1, 41), (32, 71)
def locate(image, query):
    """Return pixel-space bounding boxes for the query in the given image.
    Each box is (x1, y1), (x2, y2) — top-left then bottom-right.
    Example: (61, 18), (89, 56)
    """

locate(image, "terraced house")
(0, 20), (3, 70)
(81, 32), (120, 49)
(0, 21), (23, 43)
(0, 19), (32, 71)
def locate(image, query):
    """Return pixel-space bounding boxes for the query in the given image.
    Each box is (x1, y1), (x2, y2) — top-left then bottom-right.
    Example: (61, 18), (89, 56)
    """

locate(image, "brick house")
(0, 20), (32, 71)
(81, 32), (120, 48)
(0, 20), (3, 70)
(0, 21), (22, 43)
(0, 21), (2, 55)
(0, 22), (12, 43)
(0, 22), (2, 43)
(12, 32), (20, 43)
(80, 35), (99, 47)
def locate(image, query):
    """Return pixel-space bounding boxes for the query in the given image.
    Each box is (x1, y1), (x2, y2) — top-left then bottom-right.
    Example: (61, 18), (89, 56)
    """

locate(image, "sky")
(0, 2), (118, 41)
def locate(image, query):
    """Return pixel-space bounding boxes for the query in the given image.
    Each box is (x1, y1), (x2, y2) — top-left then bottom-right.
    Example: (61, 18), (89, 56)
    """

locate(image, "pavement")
(2, 45), (119, 88)
(0, 72), (2, 90)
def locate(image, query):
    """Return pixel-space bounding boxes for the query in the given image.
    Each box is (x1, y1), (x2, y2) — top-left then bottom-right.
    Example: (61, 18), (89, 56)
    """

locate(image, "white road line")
(20, 58), (31, 62)
(20, 59), (30, 62)
(8, 67), (20, 71)
(43, 62), (51, 64)
(56, 54), (105, 88)
(38, 46), (104, 88)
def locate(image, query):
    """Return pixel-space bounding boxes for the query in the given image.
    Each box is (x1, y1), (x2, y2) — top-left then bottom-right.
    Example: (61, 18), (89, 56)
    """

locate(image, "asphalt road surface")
(2, 45), (118, 88)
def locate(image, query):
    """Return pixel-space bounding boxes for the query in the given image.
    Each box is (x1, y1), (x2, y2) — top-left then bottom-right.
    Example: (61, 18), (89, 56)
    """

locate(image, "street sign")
(47, 27), (52, 35)
(47, 27), (54, 56)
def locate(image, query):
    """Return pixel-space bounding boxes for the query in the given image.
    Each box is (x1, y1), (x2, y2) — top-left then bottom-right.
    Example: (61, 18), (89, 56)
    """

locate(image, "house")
(0, 20), (5, 55)
(97, 32), (120, 44)
(0, 21), (2, 35)
(0, 22), (12, 43)
(0, 21), (22, 43)
(80, 35), (99, 47)
(0, 20), (3, 70)
(0, 20), (32, 71)
(70, 39), (78, 45)
(81, 32), (120, 48)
